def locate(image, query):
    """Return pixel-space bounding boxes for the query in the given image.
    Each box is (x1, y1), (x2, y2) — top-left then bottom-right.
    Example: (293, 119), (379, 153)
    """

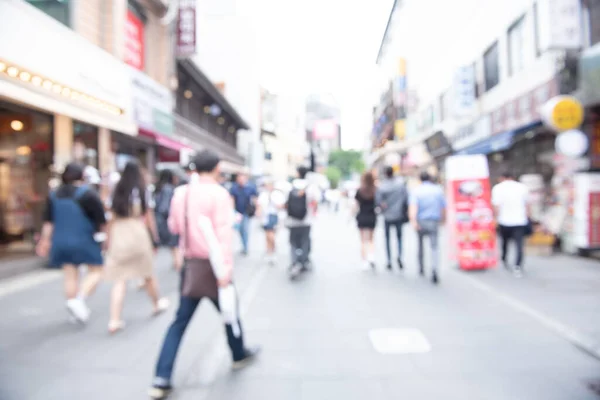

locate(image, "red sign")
(176, 0), (197, 57)
(125, 10), (145, 70)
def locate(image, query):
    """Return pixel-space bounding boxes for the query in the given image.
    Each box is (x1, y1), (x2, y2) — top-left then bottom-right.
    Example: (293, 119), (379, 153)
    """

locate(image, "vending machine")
(445, 154), (497, 270)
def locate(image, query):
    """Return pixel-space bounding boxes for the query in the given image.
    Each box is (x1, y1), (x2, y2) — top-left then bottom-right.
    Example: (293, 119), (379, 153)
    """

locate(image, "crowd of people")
(35, 149), (531, 399)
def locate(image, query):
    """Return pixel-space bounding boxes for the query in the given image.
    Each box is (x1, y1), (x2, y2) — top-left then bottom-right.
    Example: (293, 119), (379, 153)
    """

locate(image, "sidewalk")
(0, 247), (264, 400)
(464, 250), (600, 357)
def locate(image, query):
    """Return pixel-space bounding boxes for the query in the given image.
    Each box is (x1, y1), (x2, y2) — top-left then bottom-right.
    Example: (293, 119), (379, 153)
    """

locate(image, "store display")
(445, 155), (497, 270)
(573, 173), (600, 250)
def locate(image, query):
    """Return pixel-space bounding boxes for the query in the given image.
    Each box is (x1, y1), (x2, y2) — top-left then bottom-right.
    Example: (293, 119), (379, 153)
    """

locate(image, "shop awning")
(138, 128), (191, 152)
(457, 121), (542, 156)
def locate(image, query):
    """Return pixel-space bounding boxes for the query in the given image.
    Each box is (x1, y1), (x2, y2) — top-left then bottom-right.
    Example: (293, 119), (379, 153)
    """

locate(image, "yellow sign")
(394, 120), (406, 139)
(398, 58), (406, 76)
(543, 96), (584, 132)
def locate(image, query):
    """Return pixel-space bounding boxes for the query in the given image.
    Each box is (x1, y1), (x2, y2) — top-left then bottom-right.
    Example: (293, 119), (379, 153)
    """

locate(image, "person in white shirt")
(257, 179), (285, 265)
(491, 170), (530, 276)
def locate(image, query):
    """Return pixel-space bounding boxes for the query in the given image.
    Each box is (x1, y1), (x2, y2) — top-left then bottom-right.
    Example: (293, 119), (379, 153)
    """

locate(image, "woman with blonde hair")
(354, 171), (378, 269)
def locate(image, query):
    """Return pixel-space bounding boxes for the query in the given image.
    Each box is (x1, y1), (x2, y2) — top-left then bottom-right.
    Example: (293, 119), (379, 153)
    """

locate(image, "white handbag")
(197, 215), (241, 337)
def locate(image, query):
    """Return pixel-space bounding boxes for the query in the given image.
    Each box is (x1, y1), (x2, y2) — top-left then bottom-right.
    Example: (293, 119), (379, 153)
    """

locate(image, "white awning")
(0, 79), (137, 135)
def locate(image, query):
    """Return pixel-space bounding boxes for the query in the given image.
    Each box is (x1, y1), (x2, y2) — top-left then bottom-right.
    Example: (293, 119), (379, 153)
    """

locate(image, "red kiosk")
(445, 155), (497, 270)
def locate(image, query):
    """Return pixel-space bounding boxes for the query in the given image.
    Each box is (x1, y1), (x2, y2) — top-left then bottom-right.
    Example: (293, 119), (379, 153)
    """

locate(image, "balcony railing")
(174, 114), (244, 165)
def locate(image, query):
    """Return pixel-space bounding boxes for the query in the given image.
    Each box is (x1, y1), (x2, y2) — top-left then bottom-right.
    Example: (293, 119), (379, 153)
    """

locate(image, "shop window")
(73, 121), (98, 168)
(507, 15), (526, 76)
(484, 42), (500, 92)
(26, 0), (71, 27)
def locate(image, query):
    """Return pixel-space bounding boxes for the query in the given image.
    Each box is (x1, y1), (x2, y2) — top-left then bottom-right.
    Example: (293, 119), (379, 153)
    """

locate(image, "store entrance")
(0, 103), (53, 260)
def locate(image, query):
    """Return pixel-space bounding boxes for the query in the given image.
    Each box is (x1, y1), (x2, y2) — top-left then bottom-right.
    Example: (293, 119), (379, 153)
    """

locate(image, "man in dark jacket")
(376, 166), (409, 270)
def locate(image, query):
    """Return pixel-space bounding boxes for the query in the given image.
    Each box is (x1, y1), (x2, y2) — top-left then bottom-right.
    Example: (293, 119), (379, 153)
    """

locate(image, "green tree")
(328, 149), (365, 178)
(325, 166), (342, 189)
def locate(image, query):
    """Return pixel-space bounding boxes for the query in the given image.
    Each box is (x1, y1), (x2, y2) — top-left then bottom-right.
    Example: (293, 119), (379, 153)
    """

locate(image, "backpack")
(287, 188), (308, 220)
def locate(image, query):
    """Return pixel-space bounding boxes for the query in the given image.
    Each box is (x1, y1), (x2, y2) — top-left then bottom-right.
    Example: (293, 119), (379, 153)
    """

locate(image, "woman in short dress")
(36, 162), (105, 323)
(104, 161), (169, 334)
(355, 171), (378, 269)
(257, 179), (285, 265)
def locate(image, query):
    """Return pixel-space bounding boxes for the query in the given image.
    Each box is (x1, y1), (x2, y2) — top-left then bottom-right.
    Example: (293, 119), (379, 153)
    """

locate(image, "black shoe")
(397, 258), (404, 270)
(386, 263), (392, 271)
(148, 385), (172, 399)
(432, 272), (439, 285)
(232, 346), (261, 370)
(419, 268), (425, 276)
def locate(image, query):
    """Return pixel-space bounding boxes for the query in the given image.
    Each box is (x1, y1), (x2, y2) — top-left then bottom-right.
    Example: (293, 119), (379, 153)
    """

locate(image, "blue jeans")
(153, 294), (246, 386)
(384, 220), (403, 263)
(238, 215), (250, 253)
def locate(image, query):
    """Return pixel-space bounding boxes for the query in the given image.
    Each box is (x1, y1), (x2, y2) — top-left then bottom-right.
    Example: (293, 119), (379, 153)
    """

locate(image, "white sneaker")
(66, 298), (90, 323)
(267, 254), (277, 266)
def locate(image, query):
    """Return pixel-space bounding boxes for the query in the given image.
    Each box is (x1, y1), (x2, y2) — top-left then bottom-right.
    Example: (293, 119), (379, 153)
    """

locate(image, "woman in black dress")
(355, 171), (377, 269)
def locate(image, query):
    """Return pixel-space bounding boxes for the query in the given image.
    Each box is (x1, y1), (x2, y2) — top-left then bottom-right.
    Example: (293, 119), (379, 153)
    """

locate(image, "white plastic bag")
(218, 284), (241, 337)
(198, 215), (240, 336)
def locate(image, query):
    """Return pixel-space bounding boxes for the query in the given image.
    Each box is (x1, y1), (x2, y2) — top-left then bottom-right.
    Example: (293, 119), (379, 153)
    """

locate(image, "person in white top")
(257, 179), (286, 265)
(491, 170), (530, 275)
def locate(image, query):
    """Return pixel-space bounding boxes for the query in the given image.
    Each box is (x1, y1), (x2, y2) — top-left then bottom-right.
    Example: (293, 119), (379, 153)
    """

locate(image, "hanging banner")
(445, 155), (497, 270)
(453, 65), (475, 117)
(125, 10), (145, 70)
(176, 0), (197, 58)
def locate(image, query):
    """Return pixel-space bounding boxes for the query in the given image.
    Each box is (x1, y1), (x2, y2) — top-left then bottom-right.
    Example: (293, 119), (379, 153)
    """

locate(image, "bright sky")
(243, 0), (395, 150)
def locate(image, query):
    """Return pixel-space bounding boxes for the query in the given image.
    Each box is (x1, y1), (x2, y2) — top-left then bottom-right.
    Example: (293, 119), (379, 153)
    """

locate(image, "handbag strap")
(183, 184), (191, 258)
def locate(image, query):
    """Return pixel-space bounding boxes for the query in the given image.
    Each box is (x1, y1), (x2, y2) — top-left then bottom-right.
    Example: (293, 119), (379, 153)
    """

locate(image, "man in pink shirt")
(149, 150), (259, 399)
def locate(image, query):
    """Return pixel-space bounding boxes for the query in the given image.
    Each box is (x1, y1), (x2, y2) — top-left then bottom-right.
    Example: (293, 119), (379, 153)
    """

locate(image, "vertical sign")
(537, 0), (582, 51)
(394, 58), (407, 140)
(453, 65), (475, 117)
(125, 10), (145, 70)
(177, 0), (197, 57)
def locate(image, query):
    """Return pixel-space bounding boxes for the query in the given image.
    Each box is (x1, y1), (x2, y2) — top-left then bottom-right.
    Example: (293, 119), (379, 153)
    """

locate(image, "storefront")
(129, 66), (187, 170)
(424, 130), (452, 180)
(0, 0), (135, 261)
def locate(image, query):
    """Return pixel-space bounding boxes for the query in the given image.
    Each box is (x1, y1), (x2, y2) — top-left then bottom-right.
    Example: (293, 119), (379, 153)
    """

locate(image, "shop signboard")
(573, 173), (600, 249)
(176, 0), (197, 57)
(0, 0), (130, 110)
(130, 67), (174, 137)
(540, 95), (584, 132)
(425, 131), (452, 159)
(579, 44), (600, 107)
(453, 65), (476, 117)
(537, 0), (583, 51)
(591, 121), (600, 169)
(491, 78), (558, 135)
(125, 10), (145, 71)
(445, 154), (497, 270)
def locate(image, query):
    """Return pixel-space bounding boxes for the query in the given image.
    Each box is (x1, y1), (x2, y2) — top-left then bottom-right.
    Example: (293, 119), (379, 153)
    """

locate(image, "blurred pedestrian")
(376, 166), (409, 271)
(492, 169), (530, 277)
(154, 169), (182, 270)
(409, 171), (446, 284)
(355, 171), (377, 269)
(230, 170), (257, 255)
(36, 162), (105, 323)
(149, 150), (259, 399)
(257, 178), (285, 265)
(286, 166), (320, 279)
(104, 161), (169, 334)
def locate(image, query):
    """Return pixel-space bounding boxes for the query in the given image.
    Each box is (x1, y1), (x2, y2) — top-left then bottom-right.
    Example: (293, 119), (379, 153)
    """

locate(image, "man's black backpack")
(287, 189), (308, 220)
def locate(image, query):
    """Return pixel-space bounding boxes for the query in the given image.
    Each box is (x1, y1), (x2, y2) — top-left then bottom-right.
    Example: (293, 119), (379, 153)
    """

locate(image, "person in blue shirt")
(409, 171), (446, 284)
(230, 171), (257, 255)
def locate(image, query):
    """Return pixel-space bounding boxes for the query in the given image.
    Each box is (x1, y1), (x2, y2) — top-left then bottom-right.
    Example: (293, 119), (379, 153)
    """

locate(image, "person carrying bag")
(149, 151), (260, 400)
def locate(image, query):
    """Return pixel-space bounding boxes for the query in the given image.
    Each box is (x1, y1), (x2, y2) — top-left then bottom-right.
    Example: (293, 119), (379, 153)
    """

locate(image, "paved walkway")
(0, 212), (599, 399)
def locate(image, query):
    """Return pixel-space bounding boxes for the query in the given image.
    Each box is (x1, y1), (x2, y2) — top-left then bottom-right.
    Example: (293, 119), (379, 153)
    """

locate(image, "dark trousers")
(153, 293), (246, 386)
(384, 220), (403, 263)
(289, 225), (311, 265)
(499, 225), (526, 268)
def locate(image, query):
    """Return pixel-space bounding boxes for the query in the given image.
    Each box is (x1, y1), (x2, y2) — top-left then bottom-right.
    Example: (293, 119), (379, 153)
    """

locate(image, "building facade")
(0, 0), (247, 265)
